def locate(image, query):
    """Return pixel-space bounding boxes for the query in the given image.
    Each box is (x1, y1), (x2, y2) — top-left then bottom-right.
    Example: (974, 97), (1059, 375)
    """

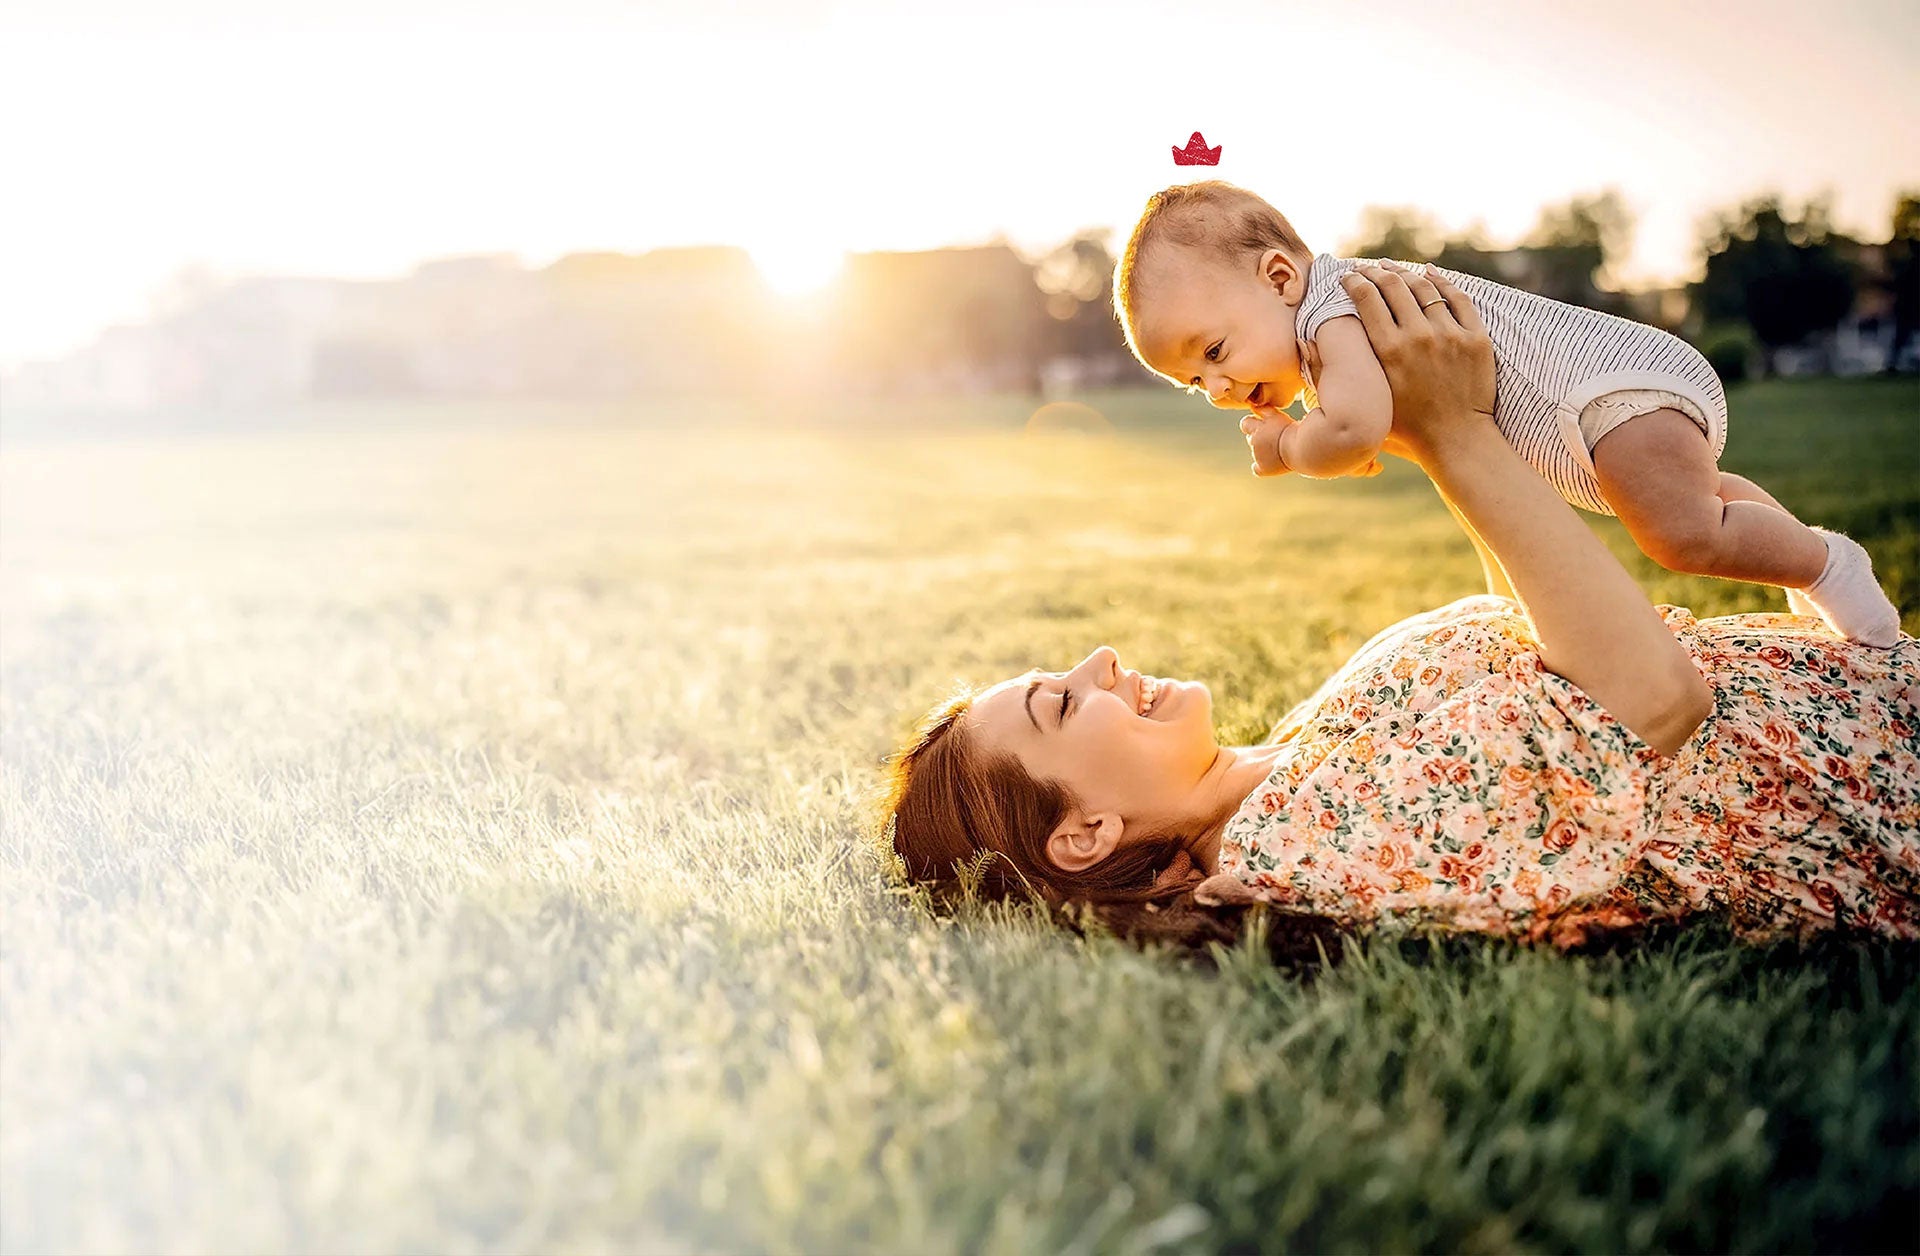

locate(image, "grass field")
(2, 376), (1916, 1253)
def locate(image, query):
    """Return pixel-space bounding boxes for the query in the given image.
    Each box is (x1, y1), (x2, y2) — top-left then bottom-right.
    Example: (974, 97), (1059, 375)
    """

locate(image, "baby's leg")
(1714, 471), (1788, 514)
(1594, 412), (1901, 646)
(1715, 474), (1820, 617)
(1591, 409), (1827, 586)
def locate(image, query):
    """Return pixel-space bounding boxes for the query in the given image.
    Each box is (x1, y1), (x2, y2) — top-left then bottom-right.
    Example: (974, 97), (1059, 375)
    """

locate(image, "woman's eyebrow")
(1023, 677), (1044, 732)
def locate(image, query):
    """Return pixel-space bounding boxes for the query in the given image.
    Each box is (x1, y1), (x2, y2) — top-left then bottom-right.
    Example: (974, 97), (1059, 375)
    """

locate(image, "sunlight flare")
(750, 241), (847, 300)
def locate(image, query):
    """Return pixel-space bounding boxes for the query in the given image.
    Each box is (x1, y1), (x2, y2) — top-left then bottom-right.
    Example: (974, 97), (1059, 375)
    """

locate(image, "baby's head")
(1114, 179), (1317, 412)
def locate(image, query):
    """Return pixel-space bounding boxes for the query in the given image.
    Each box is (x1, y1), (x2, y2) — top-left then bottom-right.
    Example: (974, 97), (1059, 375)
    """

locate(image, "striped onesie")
(1294, 253), (1728, 516)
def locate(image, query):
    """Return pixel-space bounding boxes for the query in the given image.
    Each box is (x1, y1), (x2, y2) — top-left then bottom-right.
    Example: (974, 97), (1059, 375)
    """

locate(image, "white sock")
(1800, 529), (1901, 648)
(1785, 585), (1820, 619)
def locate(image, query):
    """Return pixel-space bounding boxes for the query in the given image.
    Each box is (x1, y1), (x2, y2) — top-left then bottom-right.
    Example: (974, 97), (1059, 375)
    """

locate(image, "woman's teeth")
(1137, 675), (1162, 715)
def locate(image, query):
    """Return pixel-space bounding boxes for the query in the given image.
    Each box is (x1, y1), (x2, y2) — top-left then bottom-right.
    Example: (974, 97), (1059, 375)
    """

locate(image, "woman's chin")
(1148, 677), (1192, 719)
(1187, 683), (1220, 742)
(1139, 678), (1214, 738)
(1156, 678), (1211, 722)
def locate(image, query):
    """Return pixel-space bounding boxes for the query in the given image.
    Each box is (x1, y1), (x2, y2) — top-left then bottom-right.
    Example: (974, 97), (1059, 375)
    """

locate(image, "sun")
(749, 241), (847, 300)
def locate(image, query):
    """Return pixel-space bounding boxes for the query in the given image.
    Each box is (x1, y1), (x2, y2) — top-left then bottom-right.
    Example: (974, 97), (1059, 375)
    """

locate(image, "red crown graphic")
(1172, 131), (1221, 165)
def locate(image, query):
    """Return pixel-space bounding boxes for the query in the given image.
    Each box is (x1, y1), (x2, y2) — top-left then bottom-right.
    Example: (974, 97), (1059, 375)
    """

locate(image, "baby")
(1113, 180), (1902, 648)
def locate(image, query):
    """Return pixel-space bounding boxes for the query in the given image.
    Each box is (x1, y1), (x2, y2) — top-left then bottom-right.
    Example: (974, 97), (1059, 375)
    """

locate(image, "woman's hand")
(1341, 263), (1713, 756)
(1339, 263), (1496, 468)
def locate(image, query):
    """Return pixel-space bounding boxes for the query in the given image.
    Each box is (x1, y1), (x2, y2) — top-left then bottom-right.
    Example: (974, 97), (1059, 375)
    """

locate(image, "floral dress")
(1216, 595), (1920, 948)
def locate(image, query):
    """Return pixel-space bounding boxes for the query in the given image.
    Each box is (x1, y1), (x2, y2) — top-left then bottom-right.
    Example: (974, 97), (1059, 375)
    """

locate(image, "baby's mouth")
(1247, 383), (1268, 407)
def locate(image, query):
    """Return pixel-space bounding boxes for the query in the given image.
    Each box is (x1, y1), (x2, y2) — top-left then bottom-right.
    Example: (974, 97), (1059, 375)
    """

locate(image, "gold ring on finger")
(1419, 298), (1445, 309)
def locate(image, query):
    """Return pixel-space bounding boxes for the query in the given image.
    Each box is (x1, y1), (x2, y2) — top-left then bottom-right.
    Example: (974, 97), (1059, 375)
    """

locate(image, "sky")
(1, 0), (1916, 372)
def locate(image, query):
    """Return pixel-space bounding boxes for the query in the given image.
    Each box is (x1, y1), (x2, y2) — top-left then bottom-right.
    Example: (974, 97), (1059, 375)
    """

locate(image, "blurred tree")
(1885, 192), (1919, 375)
(1693, 194), (1859, 377)
(1034, 229), (1113, 308)
(1344, 207), (1607, 309)
(1033, 229), (1127, 363)
(1696, 323), (1759, 385)
(1340, 207), (1447, 262)
(1520, 190), (1633, 311)
(1431, 224), (1501, 285)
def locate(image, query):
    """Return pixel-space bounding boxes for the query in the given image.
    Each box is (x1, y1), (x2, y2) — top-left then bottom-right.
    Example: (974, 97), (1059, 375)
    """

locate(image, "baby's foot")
(1784, 585), (1820, 619)
(1799, 529), (1901, 648)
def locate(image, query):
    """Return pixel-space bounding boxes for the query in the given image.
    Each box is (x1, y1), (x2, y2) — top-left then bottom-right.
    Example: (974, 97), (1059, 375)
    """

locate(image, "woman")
(881, 264), (1918, 961)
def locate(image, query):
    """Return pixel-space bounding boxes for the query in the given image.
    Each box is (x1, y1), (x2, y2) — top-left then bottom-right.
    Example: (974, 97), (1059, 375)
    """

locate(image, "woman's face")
(964, 646), (1224, 871)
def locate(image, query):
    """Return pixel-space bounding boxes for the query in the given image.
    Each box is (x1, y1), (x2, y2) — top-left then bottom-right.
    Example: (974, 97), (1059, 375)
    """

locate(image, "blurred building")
(6, 231), (1911, 417)
(1, 241), (1130, 414)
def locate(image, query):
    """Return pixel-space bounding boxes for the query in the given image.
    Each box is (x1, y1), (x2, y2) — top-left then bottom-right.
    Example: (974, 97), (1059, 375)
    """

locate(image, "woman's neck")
(1187, 742), (1290, 874)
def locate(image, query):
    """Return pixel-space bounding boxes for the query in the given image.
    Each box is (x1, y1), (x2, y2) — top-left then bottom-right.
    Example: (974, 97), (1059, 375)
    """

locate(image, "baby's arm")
(1276, 316), (1394, 478)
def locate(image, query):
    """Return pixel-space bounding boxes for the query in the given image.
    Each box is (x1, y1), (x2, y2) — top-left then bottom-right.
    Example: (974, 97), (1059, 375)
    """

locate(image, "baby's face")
(1136, 247), (1311, 412)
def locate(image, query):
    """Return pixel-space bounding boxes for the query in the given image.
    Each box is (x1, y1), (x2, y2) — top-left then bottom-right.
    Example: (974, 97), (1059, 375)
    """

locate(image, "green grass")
(2, 375), (1916, 1254)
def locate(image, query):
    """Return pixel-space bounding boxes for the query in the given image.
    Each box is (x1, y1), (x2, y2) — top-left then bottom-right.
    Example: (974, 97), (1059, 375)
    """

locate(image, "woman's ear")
(1046, 811), (1124, 874)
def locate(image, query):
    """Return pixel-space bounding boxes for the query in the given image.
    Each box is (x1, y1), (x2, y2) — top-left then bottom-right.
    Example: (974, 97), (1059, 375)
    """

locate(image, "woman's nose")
(1088, 646), (1120, 686)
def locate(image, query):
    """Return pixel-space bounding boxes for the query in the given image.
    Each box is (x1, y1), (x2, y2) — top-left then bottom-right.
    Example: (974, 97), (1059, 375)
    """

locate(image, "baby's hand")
(1239, 406), (1292, 478)
(1241, 404), (1384, 478)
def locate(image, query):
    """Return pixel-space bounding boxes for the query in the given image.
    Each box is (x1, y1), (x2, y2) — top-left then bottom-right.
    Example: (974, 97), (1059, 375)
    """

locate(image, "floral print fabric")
(1218, 596), (1920, 948)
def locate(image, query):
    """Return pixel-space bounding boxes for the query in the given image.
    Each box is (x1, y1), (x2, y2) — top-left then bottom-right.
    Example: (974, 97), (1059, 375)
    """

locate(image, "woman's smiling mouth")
(1138, 675), (1177, 717)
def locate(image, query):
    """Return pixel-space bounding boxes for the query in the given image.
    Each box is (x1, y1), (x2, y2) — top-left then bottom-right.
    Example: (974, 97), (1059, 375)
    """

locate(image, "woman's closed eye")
(1059, 687), (1072, 724)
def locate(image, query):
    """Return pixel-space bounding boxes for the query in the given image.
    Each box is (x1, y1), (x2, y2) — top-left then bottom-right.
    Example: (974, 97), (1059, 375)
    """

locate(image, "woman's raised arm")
(1347, 264), (1713, 756)
(1437, 486), (1516, 601)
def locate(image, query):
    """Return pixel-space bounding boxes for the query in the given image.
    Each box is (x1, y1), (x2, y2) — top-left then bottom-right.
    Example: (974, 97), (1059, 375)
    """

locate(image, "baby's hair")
(1112, 179), (1313, 391)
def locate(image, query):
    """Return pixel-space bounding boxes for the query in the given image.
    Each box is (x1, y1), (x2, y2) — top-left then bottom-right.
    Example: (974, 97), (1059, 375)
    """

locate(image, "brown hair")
(875, 684), (1351, 971)
(1112, 179), (1314, 388)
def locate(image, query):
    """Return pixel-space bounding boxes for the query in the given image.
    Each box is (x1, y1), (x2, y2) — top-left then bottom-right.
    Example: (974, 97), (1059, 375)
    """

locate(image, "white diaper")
(1576, 388), (1718, 456)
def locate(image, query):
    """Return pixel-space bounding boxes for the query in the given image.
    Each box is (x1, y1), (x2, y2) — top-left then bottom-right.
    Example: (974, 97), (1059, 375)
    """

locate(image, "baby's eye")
(1206, 341), (1223, 362)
